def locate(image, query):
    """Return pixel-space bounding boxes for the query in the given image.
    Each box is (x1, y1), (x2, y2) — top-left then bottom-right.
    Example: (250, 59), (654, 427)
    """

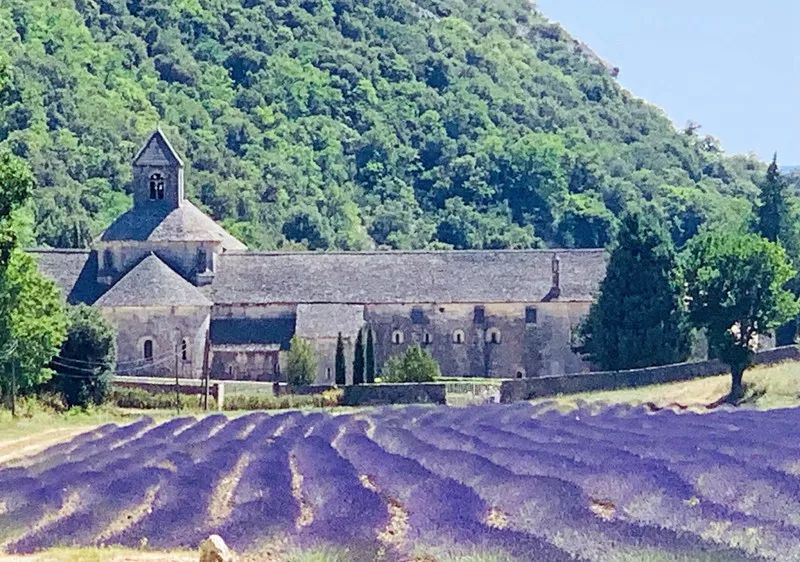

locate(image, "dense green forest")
(0, 0), (769, 250)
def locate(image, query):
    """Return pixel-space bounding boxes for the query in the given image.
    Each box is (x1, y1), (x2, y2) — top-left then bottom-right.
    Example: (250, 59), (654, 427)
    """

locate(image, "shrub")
(381, 345), (441, 383)
(286, 336), (318, 386)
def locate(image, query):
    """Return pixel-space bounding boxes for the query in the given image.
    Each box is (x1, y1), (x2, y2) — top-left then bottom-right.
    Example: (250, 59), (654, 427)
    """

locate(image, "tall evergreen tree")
(756, 154), (786, 243)
(353, 329), (365, 385)
(365, 329), (376, 383)
(579, 210), (690, 371)
(335, 332), (346, 386)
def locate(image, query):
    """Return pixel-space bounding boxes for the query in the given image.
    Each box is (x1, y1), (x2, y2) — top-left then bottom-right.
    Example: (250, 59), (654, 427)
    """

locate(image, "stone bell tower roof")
(132, 128), (184, 168)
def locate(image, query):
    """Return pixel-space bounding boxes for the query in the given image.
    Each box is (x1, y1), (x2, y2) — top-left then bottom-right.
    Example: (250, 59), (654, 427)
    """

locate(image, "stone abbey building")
(34, 131), (607, 383)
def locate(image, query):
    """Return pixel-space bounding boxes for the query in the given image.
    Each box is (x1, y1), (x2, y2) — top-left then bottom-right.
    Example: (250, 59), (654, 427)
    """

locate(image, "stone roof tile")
(203, 250), (606, 305)
(95, 254), (212, 308)
(98, 200), (246, 250)
(30, 249), (105, 305)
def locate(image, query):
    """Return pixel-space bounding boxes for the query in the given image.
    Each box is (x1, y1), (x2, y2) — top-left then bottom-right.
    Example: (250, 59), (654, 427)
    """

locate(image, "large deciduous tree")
(579, 210), (690, 371)
(52, 305), (116, 408)
(0, 152), (34, 267)
(684, 231), (800, 400)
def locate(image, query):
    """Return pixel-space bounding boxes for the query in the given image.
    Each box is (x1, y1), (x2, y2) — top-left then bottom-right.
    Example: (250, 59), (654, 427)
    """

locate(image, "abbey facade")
(34, 131), (607, 384)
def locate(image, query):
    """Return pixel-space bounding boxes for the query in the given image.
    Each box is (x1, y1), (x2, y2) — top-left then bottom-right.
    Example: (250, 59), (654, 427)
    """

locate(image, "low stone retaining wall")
(444, 382), (502, 406)
(342, 383), (447, 406)
(499, 345), (800, 402)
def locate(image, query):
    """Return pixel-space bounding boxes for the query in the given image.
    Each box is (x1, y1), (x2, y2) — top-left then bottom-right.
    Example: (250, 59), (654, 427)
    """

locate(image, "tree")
(365, 329), (376, 384)
(0, 152), (34, 267)
(382, 346), (440, 383)
(0, 250), (68, 396)
(579, 210), (691, 371)
(286, 336), (317, 386)
(53, 305), (116, 408)
(684, 231), (800, 400)
(335, 332), (346, 386)
(353, 329), (365, 385)
(755, 154), (786, 243)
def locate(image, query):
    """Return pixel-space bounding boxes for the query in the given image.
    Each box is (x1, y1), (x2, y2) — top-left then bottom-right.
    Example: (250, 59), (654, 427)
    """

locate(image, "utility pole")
(174, 338), (181, 415)
(202, 335), (210, 412)
(10, 360), (16, 419)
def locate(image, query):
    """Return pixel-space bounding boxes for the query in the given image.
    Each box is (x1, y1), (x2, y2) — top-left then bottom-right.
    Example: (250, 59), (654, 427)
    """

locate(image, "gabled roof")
(98, 200), (247, 250)
(95, 254), (212, 308)
(132, 128), (184, 167)
(202, 250), (607, 305)
(29, 250), (105, 305)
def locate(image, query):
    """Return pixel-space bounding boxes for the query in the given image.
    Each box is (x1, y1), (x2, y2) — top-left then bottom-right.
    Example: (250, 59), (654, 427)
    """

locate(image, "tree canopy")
(684, 231), (800, 400)
(579, 210), (690, 371)
(286, 336), (317, 386)
(0, 0), (765, 251)
(382, 345), (440, 383)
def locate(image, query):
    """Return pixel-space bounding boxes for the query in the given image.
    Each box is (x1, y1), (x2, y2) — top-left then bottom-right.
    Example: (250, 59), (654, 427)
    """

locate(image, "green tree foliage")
(755, 155), (786, 243)
(0, 249), (68, 394)
(365, 328), (376, 384)
(0, 0), (764, 251)
(286, 336), (317, 386)
(382, 345), (441, 383)
(335, 332), (346, 386)
(52, 304), (116, 408)
(579, 211), (690, 370)
(0, 152), (34, 266)
(353, 329), (365, 386)
(684, 231), (800, 400)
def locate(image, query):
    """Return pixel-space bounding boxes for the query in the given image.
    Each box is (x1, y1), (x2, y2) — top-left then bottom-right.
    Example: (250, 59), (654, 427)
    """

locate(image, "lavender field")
(1, 403), (799, 561)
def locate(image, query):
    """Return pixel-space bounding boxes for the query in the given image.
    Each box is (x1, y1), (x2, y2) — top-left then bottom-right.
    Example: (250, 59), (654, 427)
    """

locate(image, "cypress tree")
(335, 332), (346, 386)
(353, 329), (365, 385)
(756, 154), (785, 243)
(365, 329), (376, 383)
(578, 210), (690, 371)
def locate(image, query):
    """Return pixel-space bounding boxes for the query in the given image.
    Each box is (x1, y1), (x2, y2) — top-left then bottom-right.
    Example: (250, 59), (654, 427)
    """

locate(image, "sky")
(536, 0), (800, 165)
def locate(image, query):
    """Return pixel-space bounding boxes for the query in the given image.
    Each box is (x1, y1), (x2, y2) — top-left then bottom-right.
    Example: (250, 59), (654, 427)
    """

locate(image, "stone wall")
(102, 305), (210, 378)
(342, 383), (447, 406)
(499, 345), (800, 402)
(365, 301), (591, 379)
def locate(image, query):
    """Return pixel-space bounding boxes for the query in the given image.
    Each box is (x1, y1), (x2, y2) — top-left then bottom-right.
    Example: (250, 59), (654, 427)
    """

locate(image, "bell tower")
(131, 128), (184, 210)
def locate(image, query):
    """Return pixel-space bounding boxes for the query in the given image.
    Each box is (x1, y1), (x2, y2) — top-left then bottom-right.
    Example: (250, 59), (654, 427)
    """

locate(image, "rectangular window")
(473, 306), (485, 324)
(525, 306), (538, 324)
(410, 307), (425, 324)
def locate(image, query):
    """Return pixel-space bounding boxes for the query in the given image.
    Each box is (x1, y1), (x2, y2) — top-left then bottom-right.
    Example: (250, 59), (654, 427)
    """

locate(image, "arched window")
(143, 339), (154, 360)
(326, 367), (332, 380)
(486, 328), (501, 344)
(181, 339), (189, 361)
(392, 330), (404, 345)
(452, 330), (465, 344)
(423, 332), (433, 345)
(149, 173), (165, 200)
(516, 370), (525, 379)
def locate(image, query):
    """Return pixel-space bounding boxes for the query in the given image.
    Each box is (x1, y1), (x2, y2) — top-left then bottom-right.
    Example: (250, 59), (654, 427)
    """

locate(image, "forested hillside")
(0, 0), (764, 250)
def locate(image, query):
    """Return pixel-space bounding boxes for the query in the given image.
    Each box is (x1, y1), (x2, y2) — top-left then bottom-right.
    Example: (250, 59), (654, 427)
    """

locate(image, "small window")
(452, 330), (465, 344)
(486, 328), (501, 344)
(516, 370), (525, 379)
(525, 306), (538, 324)
(474, 306), (485, 324)
(143, 339), (153, 360)
(103, 249), (114, 270)
(411, 307), (425, 324)
(181, 339), (189, 361)
(423, 332), (433, 345)
(227, 366), (234, 377)
(326, 367), (332, 380)
(392, 330), (405, 345)
(149, 173), (165, 200)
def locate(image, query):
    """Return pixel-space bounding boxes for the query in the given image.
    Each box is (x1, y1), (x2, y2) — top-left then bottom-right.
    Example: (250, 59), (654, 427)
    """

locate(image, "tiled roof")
(203, 250), (606, 305)
(210, 317), (295, 350)
(30, 250), (105, 305)
(133, 128), (184, 167)
(94, 254), (212, 308)
(295, 304), (365, 339)
(98, 200), (246, 250)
